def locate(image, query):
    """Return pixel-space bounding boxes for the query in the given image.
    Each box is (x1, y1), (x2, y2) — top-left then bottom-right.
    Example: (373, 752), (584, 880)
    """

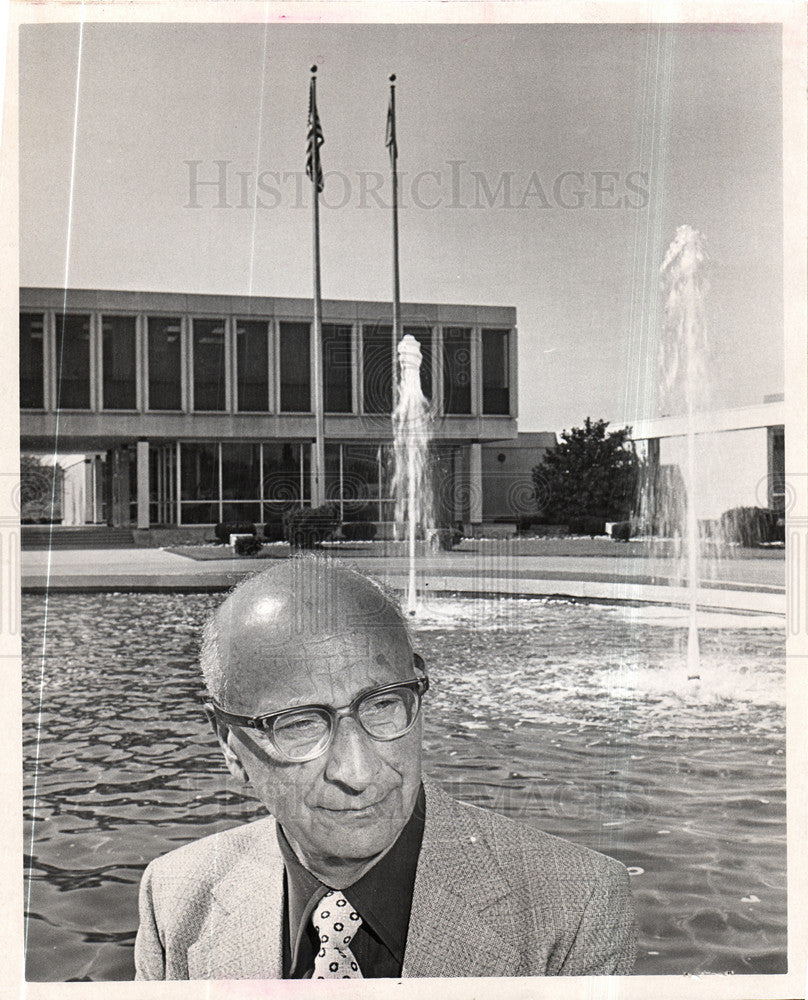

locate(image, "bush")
(531, 418), (638, 524)
(214, 522), (255, 545)
(341, 521), (378, 541)
(720, 507), (783, 547)
(431, 527), (463, 550)
(234, 535), (262, 557)
(261, 522), (286, 543)
(283, 504), (339, 549)
(341, 503), (375, 523)
(568, 516), (607, 537)
(611, 521), (632, 542)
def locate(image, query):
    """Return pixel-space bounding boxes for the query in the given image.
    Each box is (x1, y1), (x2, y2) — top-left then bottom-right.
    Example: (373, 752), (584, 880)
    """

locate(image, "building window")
(770, 428), (785, 512)
(403, 326), (433, 401)
(362, 325), (392, 414)
(180, 442), (219, 524)
(236, 319), (269, 412)
(323, 324), (352, 413)
(149, 443), (177, 526)
(279, 321), (311, 412)
(262, 442), (310, 523)
(342, 443), (386, 520)
(324, 442), (342, 507)
(221, 442), (261, 523)
(20, 312), (44, 409)
(175, 440), (312, 526)
(55, 313), (91, 409)
(442, 327), (472, 415)
(148, 317), (182, 410)
(101, 315), (137, 410)
(313, 442), (395, 521)
(193, 319), (226, 411)
(482, 328), (510, 415)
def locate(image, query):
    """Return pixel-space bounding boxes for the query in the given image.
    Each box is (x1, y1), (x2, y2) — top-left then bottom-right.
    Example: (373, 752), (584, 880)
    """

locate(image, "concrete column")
(451, 447), (465, 524)
(309, 441), (318, 508)
(84, 459), (94, 523)
(471, 327), (482, 415)
(137, 439), (150, 529)
(109, 446), (133, 526)
(433, 326), (443, 416)
(648, 437), (660, 474)
(94, 456), (104, 523)
(469, 442), (483, 524)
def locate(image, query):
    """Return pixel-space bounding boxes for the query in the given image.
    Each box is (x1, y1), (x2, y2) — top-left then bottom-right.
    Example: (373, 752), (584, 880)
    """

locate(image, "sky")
(18, 21), (784, 433)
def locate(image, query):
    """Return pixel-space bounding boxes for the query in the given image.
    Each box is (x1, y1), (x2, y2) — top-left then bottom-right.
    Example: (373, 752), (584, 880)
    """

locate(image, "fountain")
(391, 334), (434, 615)
(657, 225), (710, 678)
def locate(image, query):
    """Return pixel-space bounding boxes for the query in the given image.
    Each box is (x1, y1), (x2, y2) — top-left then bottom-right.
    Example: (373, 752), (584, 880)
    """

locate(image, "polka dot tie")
(311, 889), (363, 979)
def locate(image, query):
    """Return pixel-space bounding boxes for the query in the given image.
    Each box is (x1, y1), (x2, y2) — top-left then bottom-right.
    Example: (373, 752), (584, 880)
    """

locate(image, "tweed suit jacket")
(135, 777), (637, 979)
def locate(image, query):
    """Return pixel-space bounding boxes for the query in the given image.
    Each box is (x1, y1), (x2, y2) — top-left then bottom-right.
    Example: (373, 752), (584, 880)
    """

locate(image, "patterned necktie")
(311, 889), (363, 979)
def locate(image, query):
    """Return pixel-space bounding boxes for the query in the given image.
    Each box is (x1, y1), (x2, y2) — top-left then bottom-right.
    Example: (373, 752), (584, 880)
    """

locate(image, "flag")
(385, 91), (397, 165)
(306, 76), (324, 193)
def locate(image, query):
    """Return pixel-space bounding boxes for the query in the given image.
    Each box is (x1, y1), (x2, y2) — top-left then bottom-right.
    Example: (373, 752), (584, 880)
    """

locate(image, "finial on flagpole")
(389, 74), (396, 83)
(311, 64), (318, 74)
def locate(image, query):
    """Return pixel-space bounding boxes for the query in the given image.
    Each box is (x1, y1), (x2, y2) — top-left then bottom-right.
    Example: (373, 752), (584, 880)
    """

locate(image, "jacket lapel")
(187, 786), (524, 980)
(402, 781), (522, 978)
(188, 818), (286, 980)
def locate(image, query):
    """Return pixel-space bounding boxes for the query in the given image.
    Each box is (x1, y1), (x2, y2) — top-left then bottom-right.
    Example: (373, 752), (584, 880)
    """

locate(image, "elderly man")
(135, 559), (637, 980)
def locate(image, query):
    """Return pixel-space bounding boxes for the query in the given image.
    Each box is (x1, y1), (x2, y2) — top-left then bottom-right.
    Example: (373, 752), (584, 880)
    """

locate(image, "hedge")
(611, 521), (632, 542)
(214, 522), (255, 544)
(567, 516), (607, 537)
(234, 535), (262, 556)
(283, 504), (339, 549)
(341, 521), (378, 541)
(720, 507), (783, 547)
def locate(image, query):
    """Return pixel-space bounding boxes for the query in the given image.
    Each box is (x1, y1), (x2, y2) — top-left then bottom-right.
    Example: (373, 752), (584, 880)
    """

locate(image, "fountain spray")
(392, 334), (434, 615)
(659, 225), (710, 678)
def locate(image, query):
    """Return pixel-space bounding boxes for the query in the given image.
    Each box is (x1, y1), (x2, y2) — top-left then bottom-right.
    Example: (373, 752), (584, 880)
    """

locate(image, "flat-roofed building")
(20, 287), (518, 533)
(630, 396), (786, 521)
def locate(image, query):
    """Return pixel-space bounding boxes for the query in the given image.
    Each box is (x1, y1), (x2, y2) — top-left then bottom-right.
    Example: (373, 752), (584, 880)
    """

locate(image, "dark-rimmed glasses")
(206, 676), (429, 763)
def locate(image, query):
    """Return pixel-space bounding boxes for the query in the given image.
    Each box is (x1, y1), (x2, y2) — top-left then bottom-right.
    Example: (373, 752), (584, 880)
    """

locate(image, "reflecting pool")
(22, 592), (785, 981)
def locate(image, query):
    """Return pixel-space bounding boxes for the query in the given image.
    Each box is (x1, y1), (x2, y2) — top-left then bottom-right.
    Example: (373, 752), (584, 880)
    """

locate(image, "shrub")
(234, 535), (262, 557)
(431, 527), (463, 550)
(720, 507), (783, 547)
(261, 522), (286, 543)
(283, 504), (339, 549)
(341, 521), (378, 541)
(214, 522), (255, 545)
(611, 521), (632, 542)
(567, 516), (606, 537)
(342, 503), (375, 523)
(529, 524), (568, 537)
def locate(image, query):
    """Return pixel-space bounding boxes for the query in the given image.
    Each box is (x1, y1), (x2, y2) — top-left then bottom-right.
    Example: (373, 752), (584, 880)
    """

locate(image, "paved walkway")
(21, 544), (786, 616)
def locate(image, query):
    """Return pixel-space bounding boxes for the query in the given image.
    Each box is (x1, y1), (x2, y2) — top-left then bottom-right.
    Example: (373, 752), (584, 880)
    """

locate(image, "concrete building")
(630, 396), (786, 521)
(479, 432), (557, 521)
(19, 287), (519, 534)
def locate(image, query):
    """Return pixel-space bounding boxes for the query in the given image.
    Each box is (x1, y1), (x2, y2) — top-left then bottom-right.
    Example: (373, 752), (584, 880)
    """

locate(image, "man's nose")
(323, 715), (378, 791)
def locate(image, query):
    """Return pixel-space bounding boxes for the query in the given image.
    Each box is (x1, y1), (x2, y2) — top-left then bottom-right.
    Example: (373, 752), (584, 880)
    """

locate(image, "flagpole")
(310, 65), (325, 508)
(388, 74), (401, 409)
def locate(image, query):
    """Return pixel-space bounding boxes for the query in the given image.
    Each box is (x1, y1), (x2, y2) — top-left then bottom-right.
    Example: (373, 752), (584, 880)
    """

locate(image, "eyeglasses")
(206, 675), (429, 763)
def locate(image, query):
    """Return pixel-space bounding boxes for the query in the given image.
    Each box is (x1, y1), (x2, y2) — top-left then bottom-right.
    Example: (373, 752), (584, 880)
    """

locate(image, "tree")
(20, 454), (63, 523)
(531, 418), (639, 522)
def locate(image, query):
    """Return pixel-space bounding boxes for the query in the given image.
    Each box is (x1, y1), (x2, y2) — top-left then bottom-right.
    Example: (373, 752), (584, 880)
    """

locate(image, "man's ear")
(204, 703), (250, 784)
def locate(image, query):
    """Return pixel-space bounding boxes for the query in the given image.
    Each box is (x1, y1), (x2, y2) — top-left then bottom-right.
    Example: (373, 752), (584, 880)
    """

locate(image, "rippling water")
(22, 592), (786, 981)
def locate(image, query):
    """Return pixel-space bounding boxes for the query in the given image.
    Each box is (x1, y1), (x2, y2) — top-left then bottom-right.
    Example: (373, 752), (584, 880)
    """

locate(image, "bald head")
(201, 559), (414, 710)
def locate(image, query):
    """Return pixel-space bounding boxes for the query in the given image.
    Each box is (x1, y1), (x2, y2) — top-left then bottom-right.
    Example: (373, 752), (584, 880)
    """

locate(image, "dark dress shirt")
(277, 784), (426, 978)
